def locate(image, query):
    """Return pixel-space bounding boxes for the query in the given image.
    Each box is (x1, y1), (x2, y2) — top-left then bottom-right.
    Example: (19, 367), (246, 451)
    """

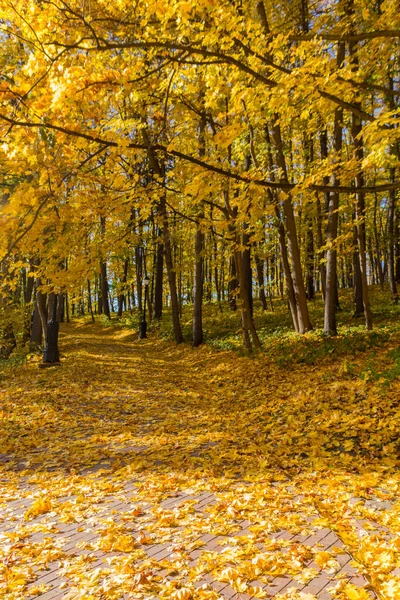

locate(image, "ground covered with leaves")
(0, 320), (399, 600)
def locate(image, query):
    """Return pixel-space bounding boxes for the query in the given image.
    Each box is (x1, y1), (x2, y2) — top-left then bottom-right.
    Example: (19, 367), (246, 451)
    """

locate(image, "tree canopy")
(0, 0), (400, 347)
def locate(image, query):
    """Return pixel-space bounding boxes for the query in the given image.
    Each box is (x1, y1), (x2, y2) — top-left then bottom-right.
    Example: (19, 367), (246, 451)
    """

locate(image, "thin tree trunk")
(372, 193), (385, 289)
(193, 111), (206, 346)
(193, 223), (204, 346)
(347, 1), (372, 329)
(30, 303), (43, 350)
(228, 254), (238, 310)
(88, 280), (95, 322)
(36, 284), (48, 341)
(118, 259), (129, 317)
(270, 120), (313, 333)
(255, 252), (268, 311)
(153, 229), (164, 319)
(100, 216), (110, 319)
(324, 42), (345, 335)
(163, 202), (184, 343)
(388, 170), (398, 302)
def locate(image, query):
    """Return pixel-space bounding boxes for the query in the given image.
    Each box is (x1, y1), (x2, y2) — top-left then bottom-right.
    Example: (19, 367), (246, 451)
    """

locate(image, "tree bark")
(153, 229), (164, 319)
(255, 251), (268, 311)
(270, 120), (312, 332)
(388, 169), (398, 302)
(30, 304), (42, 350)
(100, 216), (111, 319)
(117, 259), (129, 317)
(36, 284), (48, 341)
(324, 42), (345, 335)
(228, 254), (238, 310)
(193, 111), (206, 346)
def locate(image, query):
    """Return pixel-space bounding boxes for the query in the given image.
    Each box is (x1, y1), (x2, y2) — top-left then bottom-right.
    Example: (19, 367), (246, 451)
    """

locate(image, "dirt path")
(0, 323), (397, 599)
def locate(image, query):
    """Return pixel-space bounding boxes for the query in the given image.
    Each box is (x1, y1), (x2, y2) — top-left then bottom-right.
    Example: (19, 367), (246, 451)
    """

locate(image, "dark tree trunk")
(153, 231), (164, 319)
(277, 209), (299, 332)
(255, 252), (268, 311)
(100, 216), (110, 319)
(118, 259), (129, 317)
(316, 193), (326, 299)
(373, 193), (385, 289)
(193, 224), (204, 346)
(324, 42), (345, 335)
(305, 215), (315, 300)
(163, 203), (184, 343)
(388, 170), (398, 302)
(396, 206), (400, 283)
(353, 240), (364, 316)
(24, 266), (35, 304)
(30, 303), (42, 350)
(100, 260), (110, 319)
(348, 0), (372, 329)
(36, 285), (48, 341)
(270, 120), (312, 333)
(234, 247), (261, 351)
(242, 230), (253, 316)
(228, 255), (238, 310)
(135, 246), (143, 313)
(88, 280), (95, 322)
(193, 111), (206, 346)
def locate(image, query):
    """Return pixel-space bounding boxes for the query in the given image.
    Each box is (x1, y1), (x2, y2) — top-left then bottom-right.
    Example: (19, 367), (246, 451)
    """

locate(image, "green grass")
(148, 285), (400, 372)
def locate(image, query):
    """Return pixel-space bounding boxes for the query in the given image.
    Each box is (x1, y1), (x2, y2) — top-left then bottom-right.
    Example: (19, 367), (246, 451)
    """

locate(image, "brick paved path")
(0, 324), (394, 599)
(0, 473), (381, 599)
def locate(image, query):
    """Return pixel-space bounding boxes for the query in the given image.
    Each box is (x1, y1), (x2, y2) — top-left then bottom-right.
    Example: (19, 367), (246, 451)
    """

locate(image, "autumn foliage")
(0, 0), (399, 348)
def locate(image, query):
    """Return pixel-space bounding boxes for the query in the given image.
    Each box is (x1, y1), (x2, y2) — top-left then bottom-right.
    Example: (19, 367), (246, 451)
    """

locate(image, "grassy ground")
(95, 285), (400, 380)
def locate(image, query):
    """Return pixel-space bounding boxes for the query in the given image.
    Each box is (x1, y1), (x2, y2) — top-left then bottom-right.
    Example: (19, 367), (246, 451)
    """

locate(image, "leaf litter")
(0, 323), (399, 599)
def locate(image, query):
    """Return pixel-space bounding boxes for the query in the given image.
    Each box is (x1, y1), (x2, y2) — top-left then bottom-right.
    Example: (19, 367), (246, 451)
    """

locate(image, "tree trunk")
(193, 224), (204, 346)
(347, 0), (372, 329)
(234, 248), (261, 350)
(88, 280), (95, 322)
(228, 255), (238, 310)
(24, 262), (35, 304)
(324, 42), (345, 335)
(277, 209), (299, 332)
(30, 303), (42, 350)
(373, 193), (385, 289)
(242, 229), (253, 316)
(36, 285), (48, 341)
(353, 240), (364, 316)
(270, 121), (312, 332)
(193, 111), (206, 346)
(100, 216), (110, 319)
(255, 252), (268, 311)
(118, 259), (129, 317)
(388, 170), (398, 302)
(305, 214), (315, 300)
(153, 230), (164, 319)
(163, 202), (184, 343)
(135, 245), (143, 313)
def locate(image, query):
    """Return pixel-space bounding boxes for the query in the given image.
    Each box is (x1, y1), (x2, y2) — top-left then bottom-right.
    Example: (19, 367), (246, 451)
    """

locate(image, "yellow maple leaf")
(343, 585), (372, 600)
(24, 497), (52, 520)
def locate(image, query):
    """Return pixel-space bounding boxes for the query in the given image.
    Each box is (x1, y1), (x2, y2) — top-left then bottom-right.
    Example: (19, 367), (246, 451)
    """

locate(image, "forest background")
(0, 0), (399, 356)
